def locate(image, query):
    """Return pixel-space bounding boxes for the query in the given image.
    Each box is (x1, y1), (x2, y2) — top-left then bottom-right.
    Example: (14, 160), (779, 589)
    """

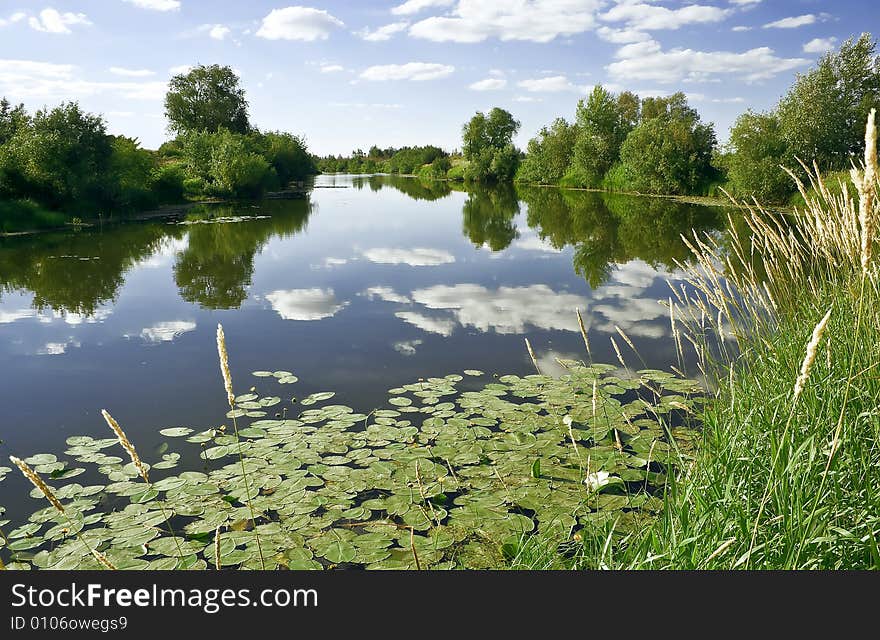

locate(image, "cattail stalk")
(215, 323), (266, 570)
(10, 456), (116, 570)
(793, 308), (832, 400)
(524, 338), (542, 374)
(102, 410), (149, 483)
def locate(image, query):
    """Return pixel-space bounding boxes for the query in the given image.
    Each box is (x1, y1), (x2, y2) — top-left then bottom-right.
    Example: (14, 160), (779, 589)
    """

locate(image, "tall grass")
(516, 111), (880, 570)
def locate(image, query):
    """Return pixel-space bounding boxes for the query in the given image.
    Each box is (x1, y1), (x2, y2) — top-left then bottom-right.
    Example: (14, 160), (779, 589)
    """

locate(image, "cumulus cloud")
(38, 340), (80, 356)
(363, 286), (412, 304)
(266, 288), (348, 321)
(357, 21), (409, 41)
(29, 9), (91, 34)
(360, 62), (455, 81)
(0, 11), (26, 28)
(0, 308), (36, 324)
(257, 7), (344, 41)
(600, 2), (730, 31)
(363, 247), (455, 266)
(607, 39), (809, 83)
(410, 284), (589, 334)
(393, 339), (423, 355)
(597, 26), (651, 44)
(140, 321), (197, 343)
(109, 67), (156, 77)
(198, 24), (231, 40)
(763, 14), (818, 29)
(409, 0), (601, 43)
(0, 59), (167, 101)
(320, 64), (345, 73)
(395, 311), (456, 336)
(803, 37), (837, 53)
(513, 234), (561, 252)
(123, 0), (181, 10)
(517, 75), (583, 93)
(469, 77), (506, 91)
(392, 0), (455, 16)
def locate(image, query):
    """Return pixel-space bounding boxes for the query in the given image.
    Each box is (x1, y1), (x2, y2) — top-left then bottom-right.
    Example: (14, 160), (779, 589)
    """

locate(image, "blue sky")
(0, 0), (871, 154)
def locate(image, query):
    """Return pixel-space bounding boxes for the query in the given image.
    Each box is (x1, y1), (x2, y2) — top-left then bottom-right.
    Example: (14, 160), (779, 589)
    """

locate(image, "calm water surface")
(0, 175), (723, 519)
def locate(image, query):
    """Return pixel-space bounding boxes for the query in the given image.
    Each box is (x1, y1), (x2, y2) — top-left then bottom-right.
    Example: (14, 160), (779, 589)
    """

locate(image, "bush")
(447, 162), (467, 181)
(149, 163), (186, 203)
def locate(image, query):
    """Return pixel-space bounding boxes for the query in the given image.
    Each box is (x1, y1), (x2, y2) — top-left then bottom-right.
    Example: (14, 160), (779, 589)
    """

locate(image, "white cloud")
(28, 9), (91, 34)
(169, 64), (194, 75)
(513, 234), (561, 252)
(38, 340), (80, 356)
(763, 14), (816, 29)
(392, 0), (455, 16)
(607, 39), (809, 83)
(731, 25), (751, 32)
(393, 339), (423, 355)
(360, 62), (455, 82)
(729, 0), (761, 5)
(597, 26), (651, 44)
(363, 247), (455, 266)
(140, 321), (197, 343)
(199, 24), (231, 40)
(357, 21), (409, 42)
(469, 77), (507, 91)
(395, 311), (456, 336)
(600, 3), (730, 31)
(0, 59), (167, 101)
(0, 308), (36, 324)
(363, 286), (412, 304)
(257, 7), (344, 41)
(109, 67), (156, 77)
(320, 64), (345, 73)
(803, 37), (837, 53)
(512, 96), (543, 103)
(410, 284), (589, 335)
(266, 288), (348, 321)
(123, 0), (181, 10)
(409, 0), (600, 43)
(0, 11), (26, 27)
(517, 75), (583, 93)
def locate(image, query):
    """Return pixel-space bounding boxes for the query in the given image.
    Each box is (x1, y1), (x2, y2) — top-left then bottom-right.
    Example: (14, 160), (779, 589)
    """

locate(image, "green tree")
(516, 117), (578, 185)
(0, 98), (29, 146)
(778, 33), (880, 171)
(617, 92), (717, 195)
(165, 64), (251, 135)
(727, 111), (791, 203)
(569, 85), (635, 187)
(461, 108), (521, 181)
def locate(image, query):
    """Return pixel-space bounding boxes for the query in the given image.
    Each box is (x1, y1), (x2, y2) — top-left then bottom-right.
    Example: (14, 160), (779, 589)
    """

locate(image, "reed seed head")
(793, 307), (832, 400)
(216, 323), (235, 408)
(102, 409), (149, 483)
(524, 338), (542, 375)
(9, 456), (65, 513)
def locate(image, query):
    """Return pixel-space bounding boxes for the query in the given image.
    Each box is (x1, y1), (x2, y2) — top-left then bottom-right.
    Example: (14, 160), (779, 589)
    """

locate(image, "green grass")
(0, 199), (68, 233)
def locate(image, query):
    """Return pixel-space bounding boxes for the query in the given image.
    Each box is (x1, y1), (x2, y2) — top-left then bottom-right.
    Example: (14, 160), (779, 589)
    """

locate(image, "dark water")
(0, 175), (723, 520)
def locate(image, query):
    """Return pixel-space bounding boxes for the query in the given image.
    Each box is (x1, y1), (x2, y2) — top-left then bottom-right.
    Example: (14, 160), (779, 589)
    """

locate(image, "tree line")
(0, 64), (317, 232)
(325, 32), (879, 205)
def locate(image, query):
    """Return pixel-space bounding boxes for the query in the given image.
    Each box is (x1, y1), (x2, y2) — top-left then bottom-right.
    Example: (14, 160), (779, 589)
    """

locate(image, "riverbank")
(512, 120), (880, 570)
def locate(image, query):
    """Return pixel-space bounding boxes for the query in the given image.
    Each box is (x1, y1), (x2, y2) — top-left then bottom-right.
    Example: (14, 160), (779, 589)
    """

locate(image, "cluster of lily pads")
(0, 362), (700, 570)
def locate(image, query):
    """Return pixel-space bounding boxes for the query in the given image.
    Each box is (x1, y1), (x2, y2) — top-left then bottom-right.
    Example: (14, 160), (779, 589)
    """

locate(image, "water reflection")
(519, 187), (722, 287)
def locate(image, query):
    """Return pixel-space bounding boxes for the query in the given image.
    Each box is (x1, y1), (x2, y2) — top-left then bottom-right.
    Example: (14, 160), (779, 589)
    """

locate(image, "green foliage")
(516, 118), (578, 185)
(726, 111), (791, 203)
(258, 131), (316, 185)
(165, 64), (251, 136)
(149, 163), (187, 203)
(617, 93), (717, 195)
(778, 33), (880, 173)
(106, 136), (158, 211)
(462, 108), (521, 182)
(0, 199), (66, 233)
(179, 130), (280, 198)
(570, 86), (637, 188)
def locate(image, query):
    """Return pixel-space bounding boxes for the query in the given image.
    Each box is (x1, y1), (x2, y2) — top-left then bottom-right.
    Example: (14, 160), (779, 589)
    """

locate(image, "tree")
(461, 107), (521, 181)
(165, 64), (251, 135)
(727, 111), (791, 203)
(777, 33), (880, 172)
(516, 117), (578, 185)
(617, 93), (717, 195)
(0, 98), (28, 146)
(0, 102), (112, 208)
(564, 86), (641, 187)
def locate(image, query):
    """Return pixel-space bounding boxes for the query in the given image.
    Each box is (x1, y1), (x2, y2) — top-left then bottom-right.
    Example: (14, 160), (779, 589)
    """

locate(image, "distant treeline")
(325, 33), (880, 205)
(0, 64), (317, 232)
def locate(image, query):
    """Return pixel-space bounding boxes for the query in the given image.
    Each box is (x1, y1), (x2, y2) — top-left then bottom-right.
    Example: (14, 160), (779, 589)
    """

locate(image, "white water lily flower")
(584, 471), (613, 492)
